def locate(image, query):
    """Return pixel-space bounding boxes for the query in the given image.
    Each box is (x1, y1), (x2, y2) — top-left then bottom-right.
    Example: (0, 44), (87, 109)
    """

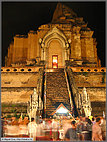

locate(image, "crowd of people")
(1, 115), (106, 141)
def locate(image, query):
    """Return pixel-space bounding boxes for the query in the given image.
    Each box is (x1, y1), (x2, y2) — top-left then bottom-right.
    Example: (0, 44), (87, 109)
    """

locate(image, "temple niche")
(5, 3), (101, 68)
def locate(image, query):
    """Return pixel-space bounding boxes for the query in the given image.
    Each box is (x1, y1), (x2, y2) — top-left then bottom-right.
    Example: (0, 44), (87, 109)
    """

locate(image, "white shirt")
(28, 121), (37, 137)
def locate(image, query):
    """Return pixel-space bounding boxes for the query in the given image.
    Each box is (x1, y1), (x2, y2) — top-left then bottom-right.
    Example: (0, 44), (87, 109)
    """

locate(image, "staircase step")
(45, 69), (71, 116)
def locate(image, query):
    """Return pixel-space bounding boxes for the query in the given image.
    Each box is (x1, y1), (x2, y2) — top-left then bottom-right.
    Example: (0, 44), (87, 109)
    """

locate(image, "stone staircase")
(45, 68), (71, 117)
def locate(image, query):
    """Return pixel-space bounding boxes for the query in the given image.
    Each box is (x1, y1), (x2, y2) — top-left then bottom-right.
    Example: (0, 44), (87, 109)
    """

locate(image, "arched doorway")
(48, 39), (63, 68)
(40, 27), (70, 68)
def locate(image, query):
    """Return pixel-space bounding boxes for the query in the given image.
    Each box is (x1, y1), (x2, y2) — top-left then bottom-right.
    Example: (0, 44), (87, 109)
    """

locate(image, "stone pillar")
(73, 33), (81, 59)
(44, 47), (47, 61)
(65, 43), (70, 61)
(72, 26), (82, 60)
(40, 42), (45, 61)
(41, 48), (44, 60)
(81, 31), (94, 62)
(65, 49), (67, 60)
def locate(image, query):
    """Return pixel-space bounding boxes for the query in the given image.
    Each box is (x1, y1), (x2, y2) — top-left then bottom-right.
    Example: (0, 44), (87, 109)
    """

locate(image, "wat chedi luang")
(1, 3), (106, 118)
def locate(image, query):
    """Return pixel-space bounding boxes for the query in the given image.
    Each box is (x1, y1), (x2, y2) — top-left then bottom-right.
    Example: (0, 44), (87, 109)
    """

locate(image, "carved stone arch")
(43, 27), (68, 46)
(41, 27), (69, 68)
(47, 38), (63, 48)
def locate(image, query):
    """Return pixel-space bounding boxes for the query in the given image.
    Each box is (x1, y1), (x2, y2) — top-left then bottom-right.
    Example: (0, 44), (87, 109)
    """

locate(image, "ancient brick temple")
(1, 3), (106, 118)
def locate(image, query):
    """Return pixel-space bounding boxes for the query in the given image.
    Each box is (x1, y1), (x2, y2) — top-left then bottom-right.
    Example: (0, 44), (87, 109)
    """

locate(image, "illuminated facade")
(1, 3), (106, 117)
(5, 3), (101, 68)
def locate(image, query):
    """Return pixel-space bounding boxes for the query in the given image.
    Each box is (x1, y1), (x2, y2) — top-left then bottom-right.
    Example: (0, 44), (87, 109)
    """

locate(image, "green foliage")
(82, 72), (88, 77)
(102, 78), (105, 83)
(102, 72), (105, 83)
(2, 104), (9, 107)
(102, 72), (105, 76)
(11, 104), (16, 107)
(13, 113), (20, 119)
(2, 103), (27, 108)
(11, 108), (17, 113)
(6, 115), (12, 118)
(76, 72), (88, 77)
(22, 114), (28, 119)
(16, 115), (20, 119)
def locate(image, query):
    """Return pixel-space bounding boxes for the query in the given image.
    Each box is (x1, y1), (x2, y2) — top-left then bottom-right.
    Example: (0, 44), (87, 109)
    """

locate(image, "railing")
(64, 68), (73, 111)
(37, 68), (44, 110)
(27, 68), (44, 121)
(66, 66), (92, 117)
(1, 67), (42, 72)
(43, 66), (47, 119)
(27, 88), (38, 121)
(69, 67), (106, 73)
(1, 66), (106, 73)
(65, 67), (80, 117)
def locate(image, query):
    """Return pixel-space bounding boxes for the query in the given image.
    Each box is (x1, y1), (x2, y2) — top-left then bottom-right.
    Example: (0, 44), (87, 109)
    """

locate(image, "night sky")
(2, 2), (105, 67)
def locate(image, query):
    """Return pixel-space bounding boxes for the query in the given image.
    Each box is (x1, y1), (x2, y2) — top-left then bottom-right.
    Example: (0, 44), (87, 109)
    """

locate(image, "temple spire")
(52, 2), (77, 23)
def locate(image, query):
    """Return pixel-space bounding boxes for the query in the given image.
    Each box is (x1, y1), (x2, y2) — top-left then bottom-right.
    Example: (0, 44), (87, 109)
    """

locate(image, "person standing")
(51, 119), (59, 141)
(82, 118), (92, 140)
(18, 118), (29, 137)
(1, 116), (4, 137)
(28, 118), (37, 141)
(92, 117), (103, 141)
(100, 117), (106, 140)
(92, 117), (96, 125)
(65, 120), (78, 141)
(76, 116), (85, 140)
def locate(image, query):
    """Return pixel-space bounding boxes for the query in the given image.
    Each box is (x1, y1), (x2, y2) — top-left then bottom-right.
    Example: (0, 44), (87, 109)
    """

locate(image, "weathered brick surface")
(1, 72), (39, 87)
(1, 68), (41, 104)
(73, 72), (106, 87)
(78, 87), (106, 102)
(1, 88), (34, 103)
(1, 103), (27, 114)
(5, 3), (101, 68)
(91, 102), (106, 116)
(66, 68), (106, 116)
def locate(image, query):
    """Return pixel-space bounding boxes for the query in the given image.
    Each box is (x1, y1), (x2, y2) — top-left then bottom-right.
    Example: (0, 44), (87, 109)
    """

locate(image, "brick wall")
(1, 88), (34, 103)
(78, 87), (106, 102)
(1, 67), (43, 103)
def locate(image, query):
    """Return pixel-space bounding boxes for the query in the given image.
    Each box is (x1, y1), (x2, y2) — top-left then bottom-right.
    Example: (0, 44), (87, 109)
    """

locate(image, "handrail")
(64, 68), (73, 111)
(27, 68), (44, 120)
(65, 67), (82, 116)
(66, 66), (92, 117)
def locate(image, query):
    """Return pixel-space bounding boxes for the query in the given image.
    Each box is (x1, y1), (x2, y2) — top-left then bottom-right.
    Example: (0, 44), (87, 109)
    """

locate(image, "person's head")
(12, 117), (16, 121)
(4, 117), (7, 120)
(82, 117), (86, 122)
(87, 118), (92, 125)
(79, 116), (83, 121)
(71, 120), (76, 126)
(85, 117), (89, 123)
(31, 118), (34, 122)
(95, 115), (98, 119)
(92, 117), (94, 121)
(39, 119), (43, 124)
(96, 117), (101, 124)
(24, 117), (28, 120)
(19, 116), (22, 119)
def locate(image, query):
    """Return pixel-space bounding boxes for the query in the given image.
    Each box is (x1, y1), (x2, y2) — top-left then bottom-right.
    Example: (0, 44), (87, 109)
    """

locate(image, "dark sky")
(2, 2), (105, 67)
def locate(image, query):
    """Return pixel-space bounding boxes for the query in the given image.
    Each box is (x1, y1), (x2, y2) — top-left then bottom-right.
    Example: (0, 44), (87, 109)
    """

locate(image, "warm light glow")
(53, 57), (57, 63)
(52, 56), (58, 68)
(56, 106), (69, 113)
(53, 65), (57, 68)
